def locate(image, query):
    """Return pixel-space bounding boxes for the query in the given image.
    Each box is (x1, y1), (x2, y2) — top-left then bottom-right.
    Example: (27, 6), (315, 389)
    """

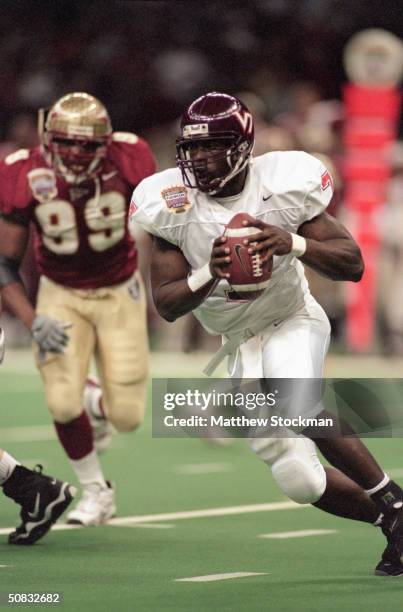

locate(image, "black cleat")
(375, 559), (403, 577)
(3, 465), (76, 545)
(375, 506), (403, 577)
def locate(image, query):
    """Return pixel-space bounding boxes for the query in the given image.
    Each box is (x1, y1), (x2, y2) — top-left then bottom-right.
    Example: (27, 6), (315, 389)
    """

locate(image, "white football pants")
(228, 294), (331, 504)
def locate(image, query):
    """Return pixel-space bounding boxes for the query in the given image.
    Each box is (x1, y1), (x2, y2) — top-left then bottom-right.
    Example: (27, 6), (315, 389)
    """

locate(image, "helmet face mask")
(176, 92), (254, 195)
(49, 135), (108, 180)
(43, 92), (112, 183)
(176, 134), (246, 193)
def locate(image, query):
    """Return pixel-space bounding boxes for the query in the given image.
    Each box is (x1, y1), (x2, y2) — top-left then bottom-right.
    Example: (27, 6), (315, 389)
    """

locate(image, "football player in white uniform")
(129, 92), (403, 576)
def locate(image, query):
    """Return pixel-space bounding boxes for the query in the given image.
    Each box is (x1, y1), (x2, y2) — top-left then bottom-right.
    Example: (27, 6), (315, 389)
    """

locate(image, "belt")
(203, 329), (257, 376)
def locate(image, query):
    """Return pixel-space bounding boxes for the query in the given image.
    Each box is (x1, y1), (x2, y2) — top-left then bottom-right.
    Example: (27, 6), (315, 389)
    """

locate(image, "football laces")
(250, 244), (263, 277)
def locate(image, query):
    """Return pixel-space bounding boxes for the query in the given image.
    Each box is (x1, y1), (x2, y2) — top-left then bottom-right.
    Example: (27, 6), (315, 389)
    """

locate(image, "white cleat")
(83, 377), (113, 453)
(66, 481), (116, 526)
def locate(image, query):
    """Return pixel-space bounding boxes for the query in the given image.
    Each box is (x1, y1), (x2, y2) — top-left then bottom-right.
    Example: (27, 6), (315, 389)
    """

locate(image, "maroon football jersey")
(0, 133), (155, 289)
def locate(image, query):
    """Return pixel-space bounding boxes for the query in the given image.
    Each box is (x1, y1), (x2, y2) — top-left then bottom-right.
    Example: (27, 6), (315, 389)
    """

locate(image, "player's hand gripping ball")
(223, 213), (273, 299)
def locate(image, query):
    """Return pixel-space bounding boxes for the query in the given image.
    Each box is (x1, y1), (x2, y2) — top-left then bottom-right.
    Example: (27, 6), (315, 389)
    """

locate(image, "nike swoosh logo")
(262, 194), (273, 201)
(28, 493), (41, 519)
(234, 244), (250, 276)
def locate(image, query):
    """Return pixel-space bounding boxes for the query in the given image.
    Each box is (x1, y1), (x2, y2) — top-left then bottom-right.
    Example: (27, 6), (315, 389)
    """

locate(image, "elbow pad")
(0, 255), (22, 288)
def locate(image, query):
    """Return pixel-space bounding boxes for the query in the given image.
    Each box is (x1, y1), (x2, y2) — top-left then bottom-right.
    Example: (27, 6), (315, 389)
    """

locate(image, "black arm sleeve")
(0, 255), (22, 288)
(0, 211), (30, 227)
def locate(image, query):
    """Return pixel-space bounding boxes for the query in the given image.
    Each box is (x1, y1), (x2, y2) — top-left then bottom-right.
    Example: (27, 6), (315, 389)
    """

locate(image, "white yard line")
(387, 468), (403, 478)
(106, 500), (303, 526)
(0, 500), (303, 536)
(259, 529), (337, 539)
(0, 524), (82, 536)
(175, 572), (268, 582)
(0, 426), (123, 450)
(173, 463), (232, 475)
(0, 425), (55, 442)
(124, 523), (176, 529)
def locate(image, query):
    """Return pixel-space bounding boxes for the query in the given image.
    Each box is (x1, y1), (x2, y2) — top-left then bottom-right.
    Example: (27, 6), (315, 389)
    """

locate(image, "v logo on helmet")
(233, 110), (253, 134)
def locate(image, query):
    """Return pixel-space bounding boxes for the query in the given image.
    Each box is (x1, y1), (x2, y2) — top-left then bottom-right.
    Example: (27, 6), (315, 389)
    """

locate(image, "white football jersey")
(129, 151), (333, 337)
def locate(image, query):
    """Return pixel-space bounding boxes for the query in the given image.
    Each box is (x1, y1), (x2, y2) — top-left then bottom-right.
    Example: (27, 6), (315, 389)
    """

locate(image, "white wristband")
(187, 263), (213, 292)
(290, 233), (307, 258)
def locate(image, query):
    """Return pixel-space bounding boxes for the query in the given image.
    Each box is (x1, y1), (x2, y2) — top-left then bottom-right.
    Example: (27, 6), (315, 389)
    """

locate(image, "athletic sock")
(0, 451), (20, 486)
(366, 474), (403, 513)
(54, 412), (93, 460)
(69, 450), (107, 489)
(54, 412), (106, 488)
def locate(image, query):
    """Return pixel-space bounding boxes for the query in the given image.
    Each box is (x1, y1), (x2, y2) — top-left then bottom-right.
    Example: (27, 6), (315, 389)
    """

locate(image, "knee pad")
(270, 437), (326, 504)
(248, 435), (296, 464)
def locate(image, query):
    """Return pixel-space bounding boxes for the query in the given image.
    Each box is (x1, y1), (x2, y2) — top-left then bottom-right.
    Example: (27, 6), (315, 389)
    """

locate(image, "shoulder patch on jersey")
(4, 149), (30, 165)
(112, 132), (139, 144)
(27, 168), (58, 202)
(161, 185), (191, 214)
(321, 169), (333, 191)
(129, 197), (138, 220)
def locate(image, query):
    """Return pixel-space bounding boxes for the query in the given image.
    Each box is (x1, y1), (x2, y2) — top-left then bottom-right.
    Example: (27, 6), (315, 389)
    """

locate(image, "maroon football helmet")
(176, 92), (254, 194)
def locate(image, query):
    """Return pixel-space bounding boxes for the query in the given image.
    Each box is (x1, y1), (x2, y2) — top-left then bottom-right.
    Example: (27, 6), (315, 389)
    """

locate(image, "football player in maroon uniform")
(0, 92), (155, 525)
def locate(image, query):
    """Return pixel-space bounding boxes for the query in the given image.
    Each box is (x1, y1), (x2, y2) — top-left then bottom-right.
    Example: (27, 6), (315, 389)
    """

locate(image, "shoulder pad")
(4, 149), (30, 166)
(112, 132), (139, 144)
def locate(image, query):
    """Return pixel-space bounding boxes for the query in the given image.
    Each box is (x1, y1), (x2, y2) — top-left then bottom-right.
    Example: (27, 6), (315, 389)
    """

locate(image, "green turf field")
(1, 351), (403, 611)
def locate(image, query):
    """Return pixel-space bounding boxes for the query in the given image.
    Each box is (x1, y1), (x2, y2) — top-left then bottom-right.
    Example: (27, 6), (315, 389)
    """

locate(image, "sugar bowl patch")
(28, 168), (58, 202)
(161, 185), (191, 214)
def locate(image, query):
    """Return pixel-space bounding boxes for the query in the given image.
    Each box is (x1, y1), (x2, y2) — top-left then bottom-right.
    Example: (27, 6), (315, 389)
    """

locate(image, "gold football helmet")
(42, 92), (112, 182)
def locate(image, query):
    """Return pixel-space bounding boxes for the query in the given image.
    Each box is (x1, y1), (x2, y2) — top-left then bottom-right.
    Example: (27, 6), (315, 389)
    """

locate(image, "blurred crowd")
(0, 0), (402, 354)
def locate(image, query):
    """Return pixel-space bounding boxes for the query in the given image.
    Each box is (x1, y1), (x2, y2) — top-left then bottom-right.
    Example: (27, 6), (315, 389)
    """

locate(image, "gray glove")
(31, 314), (71, 354)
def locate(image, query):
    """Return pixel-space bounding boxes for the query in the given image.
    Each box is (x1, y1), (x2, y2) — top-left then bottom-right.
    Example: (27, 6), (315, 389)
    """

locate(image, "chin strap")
(93, 177), (101, 208)
(208, 154), (252, 195)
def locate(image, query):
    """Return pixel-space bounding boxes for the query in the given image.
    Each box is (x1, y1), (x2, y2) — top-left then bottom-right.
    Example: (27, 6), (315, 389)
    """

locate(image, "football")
(224, 212), (273, 300)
